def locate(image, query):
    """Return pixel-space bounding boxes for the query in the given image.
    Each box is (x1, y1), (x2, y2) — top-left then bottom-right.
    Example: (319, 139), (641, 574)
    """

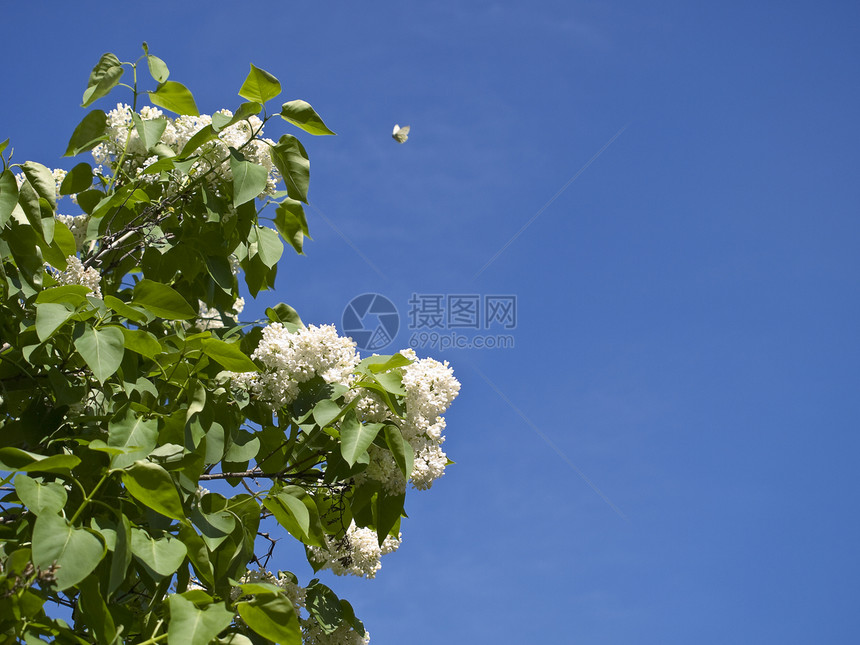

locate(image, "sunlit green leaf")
(122, 460), (185, 520)
(340, 410), (383, 467)
(280, 100), (336, 136)
(35, 302), (74, 342)
(201, 338), (258, 372)
(236, 594), (300, 645)
(270, 135), (310, 203)
(230, 153), (268, 206)
(0, 169), (19, 228)
(274, 199), (310, 254)
(238, 64), (281, 104)
(74, 326), (125, 383)
(131, 529), (187, 578)
(147, 54), (170, 83)
(22, 161), (56, 211)
(108, 408), (158, 469)
(148, 81), (199, 116)
(82, 53), (124, 107)
(168, 594), (234, 645)
(132, 279), (196, 320)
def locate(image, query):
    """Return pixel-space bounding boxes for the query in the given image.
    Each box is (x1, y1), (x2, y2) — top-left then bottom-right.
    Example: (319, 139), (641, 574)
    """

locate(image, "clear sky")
(2, 0), (859, 642)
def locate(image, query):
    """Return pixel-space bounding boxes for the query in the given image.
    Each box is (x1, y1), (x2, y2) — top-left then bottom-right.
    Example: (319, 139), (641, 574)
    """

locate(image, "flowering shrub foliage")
(0, 45), (459, 644)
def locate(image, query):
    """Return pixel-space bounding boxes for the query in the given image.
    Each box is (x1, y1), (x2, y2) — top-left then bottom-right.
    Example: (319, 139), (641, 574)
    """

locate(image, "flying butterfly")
(392, 124), (410, 143)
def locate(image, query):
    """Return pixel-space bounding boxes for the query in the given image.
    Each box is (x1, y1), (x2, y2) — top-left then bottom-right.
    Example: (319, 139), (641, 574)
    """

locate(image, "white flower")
(399, 348), (460, 442)
(409, 438), (449, 490)
(51, 168), (67, 201)
(196, 298), (245, 331)
(55, 214), (89, 250)
(90, 105), (281, 200)
(55, 256), (101, 298)
(230, 323), (359, 409)
(307, 522), (401, 579)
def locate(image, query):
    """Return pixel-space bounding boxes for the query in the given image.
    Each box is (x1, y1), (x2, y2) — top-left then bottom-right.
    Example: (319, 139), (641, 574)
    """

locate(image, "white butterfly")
(392, 124), (410, 143)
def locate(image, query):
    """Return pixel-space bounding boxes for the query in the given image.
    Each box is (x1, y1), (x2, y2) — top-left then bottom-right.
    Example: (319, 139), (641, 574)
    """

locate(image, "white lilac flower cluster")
(55, 256), (101, 298)
(356, 348), (460, 491)
(230, 323), (360, 409)
(231, 324), (460, 492)
(92, 103), (280, 197)
(307, 522), (401, 579)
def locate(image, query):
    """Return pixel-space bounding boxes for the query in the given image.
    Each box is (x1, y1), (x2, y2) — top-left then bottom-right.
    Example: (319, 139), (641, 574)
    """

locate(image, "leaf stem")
(69, 472), (109, 523)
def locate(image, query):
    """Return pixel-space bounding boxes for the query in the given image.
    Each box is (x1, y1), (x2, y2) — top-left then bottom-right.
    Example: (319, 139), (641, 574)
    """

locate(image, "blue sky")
(3, 0), (859, 642)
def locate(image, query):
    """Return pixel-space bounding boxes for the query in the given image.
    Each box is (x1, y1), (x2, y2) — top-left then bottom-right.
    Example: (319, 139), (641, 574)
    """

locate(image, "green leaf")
(339, 410), (383, 467)
(223, 430), (260, 463)
(31, 513), (105, 590)
(48, 224), (78, 265)
(312, 399), (342, 428)
(78, 575), (118, 644)
(120, 328), (162, 359)
(105, 295), (150, 323)
(35, 302), (74, 342)
(201, 338), (258, 372)
(59, 163), (93, 195)
(262, 488), (325, 547)
(168, 595), (234, 645)
(74, 326), (125, 383)
(210, 102), (262, 133)
(238, 64), (282, 104)
(177, 124), (217, 158)
(131, 529), (187, 578)
(190, 497), (235, 550)
(384, 425), (414, 478)
(132, 113), (169, 152)
(274, 199), (310, 254)
(230, 153), (268, 206)
(14, 474), (67, 515)
(0, 169), (19, 228)
(82, 53), (124, 107)
(22, 161), (57, 211)
(65, 110), (107, 157)
(122, 460), (185, 520)
(280, 100), (336, 136)
(305, 584), (343, 634)
(108, 514), (132, 596)
(265, 302), (303, 326)
(36, 284), (91, 306)
(236, 595), (300, 645)
(132, 279), (196, 319)
(108, 408), (158, 469)
(375, 490), (405, 546)
(147, 54), (170, 83)
(372, 370), (405, 395)
(270, 135), (310, 203)
(0, 448), (81, 473)
(148, 81), (200, 116)
(361, 353), (413, 373)
(252, 226), (283, 269)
